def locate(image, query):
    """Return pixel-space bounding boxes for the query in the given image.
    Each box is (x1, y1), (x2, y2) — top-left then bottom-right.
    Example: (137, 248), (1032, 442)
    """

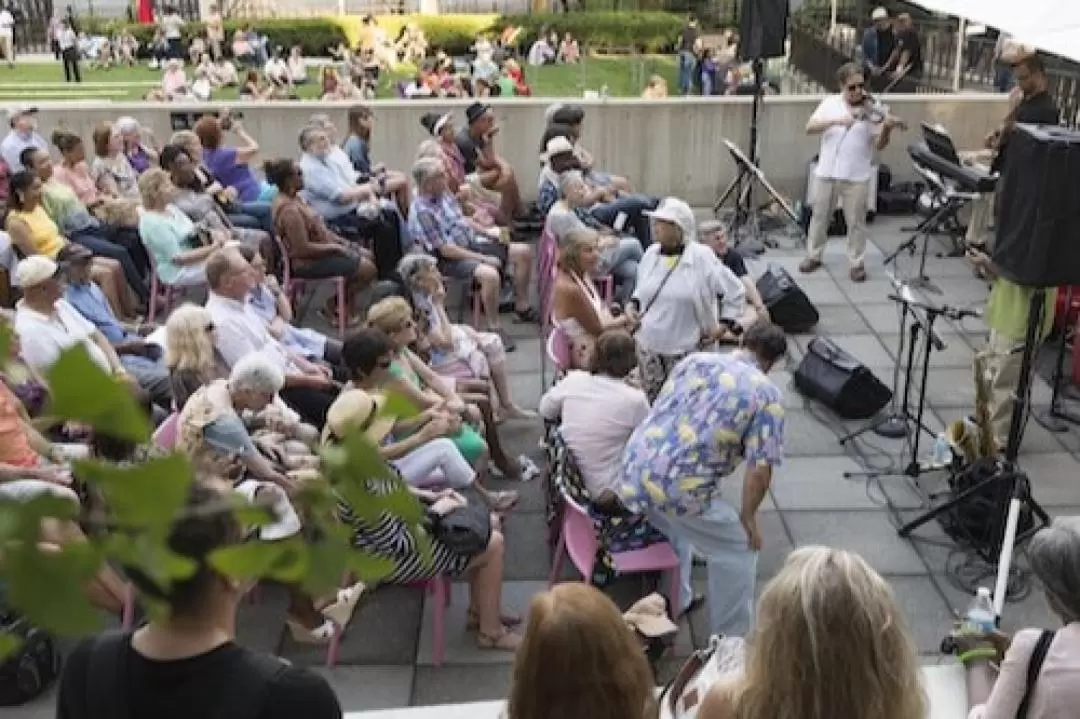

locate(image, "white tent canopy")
(910, 0), (1080, 64)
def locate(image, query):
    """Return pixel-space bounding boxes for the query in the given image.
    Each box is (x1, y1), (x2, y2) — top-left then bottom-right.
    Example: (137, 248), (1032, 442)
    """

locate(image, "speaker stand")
(713, 58), (800, 255)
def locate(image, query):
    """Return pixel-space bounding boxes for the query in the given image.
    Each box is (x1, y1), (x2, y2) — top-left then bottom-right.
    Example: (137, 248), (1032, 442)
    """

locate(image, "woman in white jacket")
(626, 197), (747, 400)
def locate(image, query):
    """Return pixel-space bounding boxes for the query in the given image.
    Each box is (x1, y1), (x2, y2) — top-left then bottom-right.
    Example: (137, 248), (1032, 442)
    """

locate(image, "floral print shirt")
(618, 352), (785, 517)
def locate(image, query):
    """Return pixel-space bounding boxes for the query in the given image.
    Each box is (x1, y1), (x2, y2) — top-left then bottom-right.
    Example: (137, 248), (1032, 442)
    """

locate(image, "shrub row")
(99, 12), (684, 58)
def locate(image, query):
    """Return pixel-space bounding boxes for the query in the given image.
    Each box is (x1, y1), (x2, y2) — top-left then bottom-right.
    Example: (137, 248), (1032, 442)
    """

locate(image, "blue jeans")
(590, 195), (658, 248)
(236, 201), (274, 235)
(678, 50), (697, 95)
(600, 237), (643, 304)
(647, 497), (757, 638)
(69, 228), (149, 303)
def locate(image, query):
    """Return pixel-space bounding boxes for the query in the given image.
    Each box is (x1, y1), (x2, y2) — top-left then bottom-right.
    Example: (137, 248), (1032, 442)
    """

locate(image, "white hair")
(415, 139), (442, 160)
(297, 123), (324, 151)
(397, 253), (437, 288)
(114, 116), (140, 134)
(557, 169), (586, 196)
(411, 156), (444, 187)
(308, 113), (332, 129)
(1029, 516), (1080, 621)
(229, 354), (285, 395)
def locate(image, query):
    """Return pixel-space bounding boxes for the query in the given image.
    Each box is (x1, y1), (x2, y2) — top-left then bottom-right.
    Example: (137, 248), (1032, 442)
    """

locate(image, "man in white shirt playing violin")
(800, 62), (903, 283)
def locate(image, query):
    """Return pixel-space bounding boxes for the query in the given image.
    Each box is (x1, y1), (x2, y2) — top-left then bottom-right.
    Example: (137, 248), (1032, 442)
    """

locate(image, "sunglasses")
(846, 83), (865, 91)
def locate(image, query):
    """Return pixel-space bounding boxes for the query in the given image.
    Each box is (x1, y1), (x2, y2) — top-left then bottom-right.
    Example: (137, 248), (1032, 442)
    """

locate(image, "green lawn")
(0, 55), (678, 101)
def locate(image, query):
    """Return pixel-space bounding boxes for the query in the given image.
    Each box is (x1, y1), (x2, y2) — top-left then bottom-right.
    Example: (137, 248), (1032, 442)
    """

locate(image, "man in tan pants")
(967, 249), (1055, 448)
(800, 62), (901, 282)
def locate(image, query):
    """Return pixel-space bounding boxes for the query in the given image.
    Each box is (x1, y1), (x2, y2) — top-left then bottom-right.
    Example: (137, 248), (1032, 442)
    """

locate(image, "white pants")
(234, 479), (302, 541)
(806, 177), (869, 267)
(0, 478), (79, 504)
(392, 438), (475, 489)
(965, 193), (994, 248)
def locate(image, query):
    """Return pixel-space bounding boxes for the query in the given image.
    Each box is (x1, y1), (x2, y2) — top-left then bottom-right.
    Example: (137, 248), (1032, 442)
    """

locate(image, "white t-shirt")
(810, 94), (881, 183)
(161, 13), (184, 40)
(264, 57), (288, 80)
(0, 11), (14, 36)
(15, 298), (111, 373)
(539, 371), (650, 497)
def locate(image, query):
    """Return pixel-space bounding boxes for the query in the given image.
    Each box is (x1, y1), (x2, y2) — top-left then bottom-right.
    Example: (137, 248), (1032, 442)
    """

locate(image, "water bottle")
(964, 587), (997, 634)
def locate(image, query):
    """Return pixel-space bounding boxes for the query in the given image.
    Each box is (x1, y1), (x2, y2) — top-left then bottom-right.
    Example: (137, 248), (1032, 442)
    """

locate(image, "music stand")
(714, 59), (800, 254)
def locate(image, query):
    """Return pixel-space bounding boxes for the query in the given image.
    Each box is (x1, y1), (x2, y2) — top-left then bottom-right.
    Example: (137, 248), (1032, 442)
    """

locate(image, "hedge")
(100, 12), (683, 58)
(103, 18), (350, 58)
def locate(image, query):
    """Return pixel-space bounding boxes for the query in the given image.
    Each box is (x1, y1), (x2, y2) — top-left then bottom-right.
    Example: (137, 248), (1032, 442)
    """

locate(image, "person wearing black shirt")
(454, 101), (524, 221)
(861, 8), (897, 92)
(57, 481), (343, 719)
(989, 54), (1060, 175)
(699, 220), (770, 335)
(891, 13), (923, 81)
(676, 15), (701, 96)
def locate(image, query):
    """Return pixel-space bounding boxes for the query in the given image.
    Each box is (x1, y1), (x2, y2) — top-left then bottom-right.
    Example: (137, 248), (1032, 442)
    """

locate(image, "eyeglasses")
(846, 83), (865, 91)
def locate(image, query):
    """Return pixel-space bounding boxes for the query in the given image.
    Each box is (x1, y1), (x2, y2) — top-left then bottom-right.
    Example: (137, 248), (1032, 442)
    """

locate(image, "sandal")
(467, 609), (523, 630)
(488, 490), (519, 513)
(286, 617), (339, 644)
(476, 628), (523, 651)
(318, 581), (367, 627)
(513, 307), (540, 323)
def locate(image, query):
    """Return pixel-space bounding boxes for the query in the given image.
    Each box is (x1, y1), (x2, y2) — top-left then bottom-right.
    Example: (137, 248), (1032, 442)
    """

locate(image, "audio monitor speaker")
(994, 123), (1080, 287)
(738, 0), (789, 61)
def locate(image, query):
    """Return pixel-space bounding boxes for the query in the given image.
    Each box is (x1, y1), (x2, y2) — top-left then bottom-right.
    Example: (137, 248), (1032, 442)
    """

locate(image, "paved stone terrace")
(14, 215), (1080, 717)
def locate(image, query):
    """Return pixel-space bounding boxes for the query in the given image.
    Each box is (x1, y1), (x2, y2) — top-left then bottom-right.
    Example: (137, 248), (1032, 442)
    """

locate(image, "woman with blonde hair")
(138, 168), (226, 288)
(165, 303), (226, 409)
(699, 546), (925, 719)
(366, 296), (529, 481)
(508, 583), (656, 719)
(551, 228), (637, 370)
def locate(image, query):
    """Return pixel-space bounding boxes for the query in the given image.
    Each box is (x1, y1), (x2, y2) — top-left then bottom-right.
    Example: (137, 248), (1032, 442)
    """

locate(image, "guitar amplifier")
(794, 336), (892, 419)
(756, 265), (819, 333)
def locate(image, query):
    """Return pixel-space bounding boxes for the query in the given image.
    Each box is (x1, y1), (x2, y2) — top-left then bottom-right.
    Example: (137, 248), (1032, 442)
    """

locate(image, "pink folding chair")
(152, 412), (180, 450)
(546, 325), (573, 374)
(146, 255), (181, 323)
(548, 487), (680, 612)
(277, 235), (349, 337)
(410, 575), (451, 666)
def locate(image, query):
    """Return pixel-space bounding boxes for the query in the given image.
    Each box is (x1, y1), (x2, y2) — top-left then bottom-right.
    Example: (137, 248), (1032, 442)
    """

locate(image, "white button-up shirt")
(633, 241), (746, 355)
(205, 292), (297, 374)
(811, 94), (881, 183)
(14, 298), (111, 373)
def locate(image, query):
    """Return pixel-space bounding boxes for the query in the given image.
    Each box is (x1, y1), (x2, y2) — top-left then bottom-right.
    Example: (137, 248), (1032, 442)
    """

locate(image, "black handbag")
(793, 336), (892, 419)
(755, 265), (819, 333)
(427, 501), (492, 557)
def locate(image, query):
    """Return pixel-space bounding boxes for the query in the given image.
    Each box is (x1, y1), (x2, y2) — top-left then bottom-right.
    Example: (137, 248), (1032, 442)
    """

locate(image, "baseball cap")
(542, 136), (575, 161)
(644, 197), (697, 239)
(871, 7), (889, 20)
(15, 255), (61, 288)
(7, 105), (37, 126)
(322, 389), (396, 447)
(57, 243), (93, 267)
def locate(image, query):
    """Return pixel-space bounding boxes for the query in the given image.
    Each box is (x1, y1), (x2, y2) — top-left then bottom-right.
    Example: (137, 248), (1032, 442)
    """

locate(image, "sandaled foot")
(799, 257), (823, 274)
(477, 628), (522, 651)
(286, 617), (339, 644)
(486, 490), (519, 513)
(467, 608), (523, 631)
(318, 581), (366, 627)
(849, 265), (868, 283)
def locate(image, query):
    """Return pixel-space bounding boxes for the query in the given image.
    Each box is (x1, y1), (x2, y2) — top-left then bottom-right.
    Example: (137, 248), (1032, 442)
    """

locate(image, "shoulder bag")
(658, 634), (745, 719)
(637, 249), (684, 321)
(1016, 629), (1055, 719)
(427, 501), (492, 558)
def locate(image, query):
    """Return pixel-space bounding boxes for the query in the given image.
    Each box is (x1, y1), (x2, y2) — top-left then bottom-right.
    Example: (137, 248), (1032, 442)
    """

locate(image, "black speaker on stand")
(714, 0), (796, 254)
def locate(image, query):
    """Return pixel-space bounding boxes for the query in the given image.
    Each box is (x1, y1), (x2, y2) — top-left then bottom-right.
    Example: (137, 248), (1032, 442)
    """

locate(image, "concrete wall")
(34, 95), (1009, 205)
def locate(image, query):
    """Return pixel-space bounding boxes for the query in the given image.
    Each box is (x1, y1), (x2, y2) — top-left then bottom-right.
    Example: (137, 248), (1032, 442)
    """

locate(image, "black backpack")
(0, 610), (62, 706)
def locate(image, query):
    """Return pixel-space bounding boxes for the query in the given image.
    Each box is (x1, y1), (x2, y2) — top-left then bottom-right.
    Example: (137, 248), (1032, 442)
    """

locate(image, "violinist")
(800, 62), (904, 283)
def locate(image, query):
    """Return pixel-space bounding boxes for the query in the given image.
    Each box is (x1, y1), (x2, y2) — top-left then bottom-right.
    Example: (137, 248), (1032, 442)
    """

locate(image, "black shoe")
(679, 593), (706, 619)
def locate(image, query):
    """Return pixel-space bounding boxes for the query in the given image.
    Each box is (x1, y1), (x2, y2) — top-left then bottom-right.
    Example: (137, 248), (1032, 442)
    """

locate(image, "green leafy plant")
(0, 320), (423, 657)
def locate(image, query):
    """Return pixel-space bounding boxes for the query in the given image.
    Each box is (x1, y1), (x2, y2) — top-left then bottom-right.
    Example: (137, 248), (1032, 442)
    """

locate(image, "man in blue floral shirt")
(619, 323), (787, 637)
